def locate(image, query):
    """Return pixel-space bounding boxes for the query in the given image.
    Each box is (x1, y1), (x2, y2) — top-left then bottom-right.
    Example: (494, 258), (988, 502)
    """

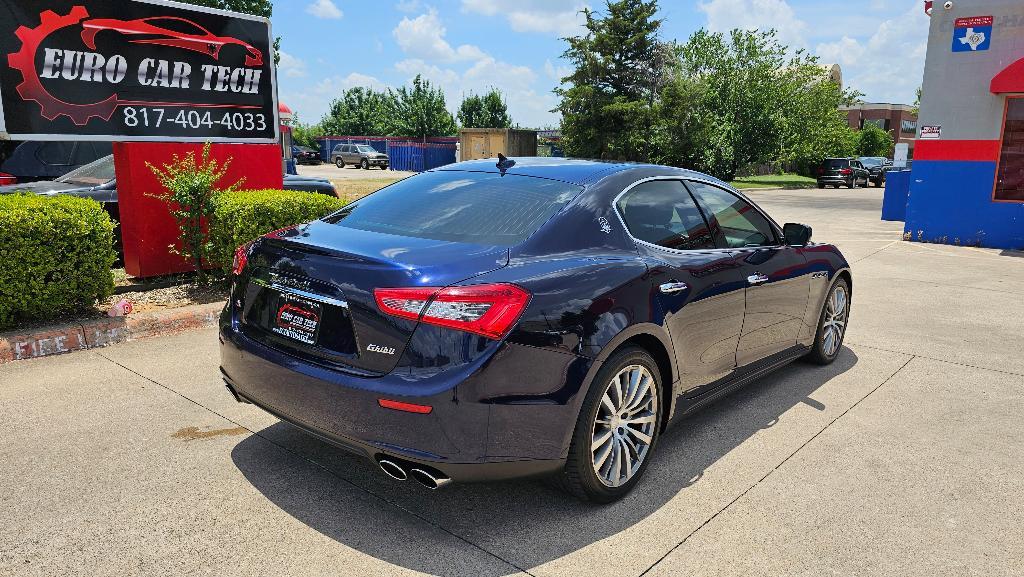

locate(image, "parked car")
(857, 156), (892, 187)
(0, 141), (112, 183)
(221, 157), (852, 503)
(293, 145), (322, 166)
(331, 144), (389, 170)
(816, 158), (870, 189)
(0, 155), (338, 252)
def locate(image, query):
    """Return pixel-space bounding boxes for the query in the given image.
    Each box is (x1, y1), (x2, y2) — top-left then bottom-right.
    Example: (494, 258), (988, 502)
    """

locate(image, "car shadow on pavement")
(231, 348), (858, 576)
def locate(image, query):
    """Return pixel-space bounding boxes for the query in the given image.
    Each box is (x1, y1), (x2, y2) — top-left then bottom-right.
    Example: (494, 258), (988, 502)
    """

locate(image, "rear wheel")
(559, 347), (663, 503)
(806, 278), (851, 365)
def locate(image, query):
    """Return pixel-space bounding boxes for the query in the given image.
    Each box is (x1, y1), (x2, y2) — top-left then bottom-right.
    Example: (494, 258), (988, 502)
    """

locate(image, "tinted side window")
(616, 180), (715, 250)
(687, 182), (777, 249)
(35, 142), (74, 166)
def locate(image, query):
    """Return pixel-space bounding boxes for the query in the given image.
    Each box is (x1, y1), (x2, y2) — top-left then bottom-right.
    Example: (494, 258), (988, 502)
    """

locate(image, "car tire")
(806, 277), (851, 365)
(335, 158), (345, 169)
(847, 178), (856, 189)
(558, 346), (663, 503)
(361, 159), (369, 170)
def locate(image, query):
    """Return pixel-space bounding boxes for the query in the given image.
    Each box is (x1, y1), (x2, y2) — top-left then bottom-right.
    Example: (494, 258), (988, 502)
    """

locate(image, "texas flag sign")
(953, 16), (993, 52)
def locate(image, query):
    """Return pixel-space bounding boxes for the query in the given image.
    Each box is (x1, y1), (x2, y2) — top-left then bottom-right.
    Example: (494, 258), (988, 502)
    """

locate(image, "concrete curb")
(0, 301), (224, 365)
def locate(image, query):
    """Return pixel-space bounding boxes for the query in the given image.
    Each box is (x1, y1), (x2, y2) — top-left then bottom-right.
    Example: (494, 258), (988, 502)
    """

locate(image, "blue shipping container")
(387, 142), (457, 172)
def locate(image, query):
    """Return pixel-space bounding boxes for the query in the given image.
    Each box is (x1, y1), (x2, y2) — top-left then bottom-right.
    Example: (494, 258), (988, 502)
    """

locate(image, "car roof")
(433, 157), (720, 187)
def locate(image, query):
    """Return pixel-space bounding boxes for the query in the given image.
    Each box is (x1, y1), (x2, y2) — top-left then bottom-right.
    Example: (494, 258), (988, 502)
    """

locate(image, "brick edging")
(0, 301), (225, 364)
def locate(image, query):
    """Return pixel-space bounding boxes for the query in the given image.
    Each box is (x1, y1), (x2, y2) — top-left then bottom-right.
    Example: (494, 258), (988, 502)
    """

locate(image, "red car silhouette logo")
(277, 304), (320, 330)
(80, 16), (263, 67)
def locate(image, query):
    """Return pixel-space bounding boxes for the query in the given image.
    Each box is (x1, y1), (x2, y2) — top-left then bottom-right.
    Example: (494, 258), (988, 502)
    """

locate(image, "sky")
(272, 0), (931, 129)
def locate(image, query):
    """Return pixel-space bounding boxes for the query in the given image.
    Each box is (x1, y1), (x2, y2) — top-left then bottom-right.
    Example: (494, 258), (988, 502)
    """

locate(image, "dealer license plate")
(271, 294), (322, 345)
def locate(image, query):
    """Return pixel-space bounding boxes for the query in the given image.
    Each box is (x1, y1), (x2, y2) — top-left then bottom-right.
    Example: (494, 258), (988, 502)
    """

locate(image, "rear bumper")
(219, 319), (593, 482)
(817, 176), (849, 184)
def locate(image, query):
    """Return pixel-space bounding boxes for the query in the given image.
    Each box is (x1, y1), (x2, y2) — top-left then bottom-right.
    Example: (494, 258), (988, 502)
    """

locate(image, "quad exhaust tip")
(409, 468), (452, 490)
(377, 457), (452, 489)
(378, 459), (408, 481)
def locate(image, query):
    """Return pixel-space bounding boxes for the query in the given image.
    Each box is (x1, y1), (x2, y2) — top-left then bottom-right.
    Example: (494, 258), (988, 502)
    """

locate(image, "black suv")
(817, 158), (870, 189)
(857, 157), (892, 187)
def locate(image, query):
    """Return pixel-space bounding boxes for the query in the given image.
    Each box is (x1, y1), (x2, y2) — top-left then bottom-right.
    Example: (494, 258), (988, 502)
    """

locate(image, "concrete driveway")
(2, 187), (1022, 576)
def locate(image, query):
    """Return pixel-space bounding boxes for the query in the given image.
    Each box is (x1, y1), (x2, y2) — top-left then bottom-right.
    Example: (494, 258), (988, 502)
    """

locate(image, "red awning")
(991, 57), (1024, 94)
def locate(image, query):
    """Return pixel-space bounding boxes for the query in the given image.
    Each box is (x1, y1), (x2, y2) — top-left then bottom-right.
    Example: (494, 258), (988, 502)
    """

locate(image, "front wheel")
(806, 278), (851, 365)
(559, 347), (663, 503)
(335, 157), (345, 169)
(361, 159), (369, 170)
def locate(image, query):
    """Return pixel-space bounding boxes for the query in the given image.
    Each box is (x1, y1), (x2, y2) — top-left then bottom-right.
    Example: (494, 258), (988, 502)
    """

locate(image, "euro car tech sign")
(0, 0), (278, 142)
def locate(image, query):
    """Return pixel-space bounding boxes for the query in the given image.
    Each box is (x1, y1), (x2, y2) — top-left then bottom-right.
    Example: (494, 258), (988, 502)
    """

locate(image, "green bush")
(0, 194), (116, 329)
(210, 189), (347, 273)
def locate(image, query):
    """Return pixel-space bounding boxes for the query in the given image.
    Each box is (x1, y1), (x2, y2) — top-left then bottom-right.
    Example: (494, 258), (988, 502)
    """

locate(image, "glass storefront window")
(995, 98), (1024, 202)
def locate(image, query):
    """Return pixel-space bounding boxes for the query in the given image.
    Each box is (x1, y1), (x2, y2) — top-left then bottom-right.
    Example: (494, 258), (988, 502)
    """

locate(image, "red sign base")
(113, 142), (283, 278)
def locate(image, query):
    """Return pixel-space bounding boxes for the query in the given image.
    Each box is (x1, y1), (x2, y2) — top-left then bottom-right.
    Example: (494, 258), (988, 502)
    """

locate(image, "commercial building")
(909, 0), (1024, 249)
(841, 103), (918, 154)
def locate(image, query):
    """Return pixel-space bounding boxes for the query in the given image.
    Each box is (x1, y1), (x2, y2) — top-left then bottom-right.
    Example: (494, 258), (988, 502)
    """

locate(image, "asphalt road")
(2, 187), (1023, 576)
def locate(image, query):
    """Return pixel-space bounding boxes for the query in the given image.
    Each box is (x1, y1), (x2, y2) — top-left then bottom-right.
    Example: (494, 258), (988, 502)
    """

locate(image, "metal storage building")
(458, 129), (538, 161)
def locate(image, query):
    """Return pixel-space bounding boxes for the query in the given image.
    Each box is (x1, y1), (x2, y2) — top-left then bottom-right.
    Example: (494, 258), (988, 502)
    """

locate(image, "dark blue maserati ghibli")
(220, 158), (852, 502)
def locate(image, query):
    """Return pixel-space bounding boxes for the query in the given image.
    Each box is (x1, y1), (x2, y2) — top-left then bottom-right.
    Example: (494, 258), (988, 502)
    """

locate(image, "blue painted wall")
(906, 160), (1024, 249)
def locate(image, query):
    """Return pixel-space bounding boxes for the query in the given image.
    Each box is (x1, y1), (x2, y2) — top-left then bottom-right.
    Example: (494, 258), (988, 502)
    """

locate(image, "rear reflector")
(375, 283), (531, 340)
(378, 399), (433, 414)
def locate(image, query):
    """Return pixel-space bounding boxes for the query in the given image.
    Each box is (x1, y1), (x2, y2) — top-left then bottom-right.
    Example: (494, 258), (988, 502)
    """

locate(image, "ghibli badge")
(366, 344), (397, 355)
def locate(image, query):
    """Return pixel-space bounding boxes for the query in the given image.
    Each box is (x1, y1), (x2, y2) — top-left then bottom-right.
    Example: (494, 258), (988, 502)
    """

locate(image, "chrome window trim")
(610, 175), (784, 256)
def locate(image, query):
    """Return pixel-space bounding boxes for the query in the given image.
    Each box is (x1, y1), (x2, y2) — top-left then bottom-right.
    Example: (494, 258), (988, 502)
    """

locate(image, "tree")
(655, 29), (859, 180)
(175, 0), (280, 64)
(387, 75), (457, 139)
(291, 115), (324, 148)
(320, 87), (390, 136)
(555, 0), (675, 161)
(857, 124), (895, 157)
(458, 89), (512, 128)
(912, 85), (922, 117)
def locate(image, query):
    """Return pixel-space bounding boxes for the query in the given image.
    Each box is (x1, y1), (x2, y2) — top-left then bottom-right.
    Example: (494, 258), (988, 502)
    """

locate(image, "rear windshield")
(326, 171), (582, 246)
(823, 159), (850, 169)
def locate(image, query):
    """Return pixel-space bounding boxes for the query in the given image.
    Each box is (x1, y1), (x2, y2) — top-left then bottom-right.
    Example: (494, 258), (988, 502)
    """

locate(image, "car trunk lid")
(240, 221), (509, 375)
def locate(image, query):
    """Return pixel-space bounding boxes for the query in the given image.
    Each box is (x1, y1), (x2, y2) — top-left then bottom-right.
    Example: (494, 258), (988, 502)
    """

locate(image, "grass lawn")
(332, 177), (405, 203)
(730, 174), (818, 190)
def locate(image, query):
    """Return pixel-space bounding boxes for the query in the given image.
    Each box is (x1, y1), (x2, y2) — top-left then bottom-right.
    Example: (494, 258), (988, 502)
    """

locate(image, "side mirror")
(784, 223), (812, 246)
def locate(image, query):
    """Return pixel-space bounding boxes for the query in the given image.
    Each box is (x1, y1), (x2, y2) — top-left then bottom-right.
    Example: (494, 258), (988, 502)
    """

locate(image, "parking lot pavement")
(296, 163), (418, 181)
(2, 187), (1023, 576)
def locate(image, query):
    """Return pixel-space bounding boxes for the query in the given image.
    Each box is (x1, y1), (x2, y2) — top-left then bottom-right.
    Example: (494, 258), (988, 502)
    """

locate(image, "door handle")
(747, 274), (769, 286)
(659, 282), (690, 295)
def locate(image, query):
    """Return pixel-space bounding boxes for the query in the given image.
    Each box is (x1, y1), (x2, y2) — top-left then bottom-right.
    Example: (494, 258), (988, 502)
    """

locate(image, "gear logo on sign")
(953, 16), (993, 52)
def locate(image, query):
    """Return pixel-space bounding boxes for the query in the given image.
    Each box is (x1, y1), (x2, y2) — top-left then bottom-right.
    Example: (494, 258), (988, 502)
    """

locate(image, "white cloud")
(697, 0), (808, 49)
(461, 0), (589, 36)
(544, 59), (572, 82)
(394, 57), (556, 128)
(277, 51), (307, 78)
(814, 4), (928, 103)
(305, 0), (343, 19)
(393, 10), (487, 63)
(395, 0), (422, 13)
(281, 73), (389, 122)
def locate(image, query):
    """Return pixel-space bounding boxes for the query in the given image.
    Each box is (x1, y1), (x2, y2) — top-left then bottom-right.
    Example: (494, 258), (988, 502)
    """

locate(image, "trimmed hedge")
(0, 194), (116, 330)
(210, 189), (347, 272)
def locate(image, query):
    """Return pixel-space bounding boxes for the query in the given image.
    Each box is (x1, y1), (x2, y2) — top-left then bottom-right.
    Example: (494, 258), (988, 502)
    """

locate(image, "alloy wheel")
(822, 285), (848, 357)
(591, 365), (658, 488)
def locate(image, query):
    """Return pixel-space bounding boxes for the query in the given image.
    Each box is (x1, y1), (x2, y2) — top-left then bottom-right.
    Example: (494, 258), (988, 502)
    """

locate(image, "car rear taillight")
(0, 172), (15, 185)
(840, 168), (853, 175)
(232, 241), (255, 276)
(232, 226), (300, 275)
(375, 283), (531, 339)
